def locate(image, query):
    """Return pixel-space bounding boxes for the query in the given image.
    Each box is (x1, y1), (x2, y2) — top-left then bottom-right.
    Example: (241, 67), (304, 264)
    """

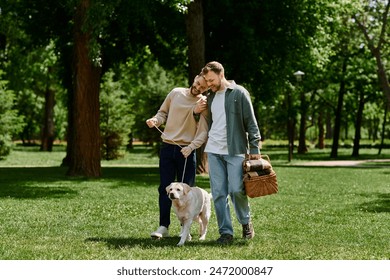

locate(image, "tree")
(100, 70), (133, 160)
(65, 0), (188, 176)
(346, 49), (379, 157)
(38, 42), (62, 151)
(3, 0), (190, 177)
(331, 56), (349, 158)
(203, 0), (329, 162)
(185, 0), (205, 82)
(66, 0), (102, 177)
(353, 0), (390, 109)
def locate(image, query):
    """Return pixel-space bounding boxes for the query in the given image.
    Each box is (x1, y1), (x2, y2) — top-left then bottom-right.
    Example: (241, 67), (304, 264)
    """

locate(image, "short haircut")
(201, 61), (224, 76)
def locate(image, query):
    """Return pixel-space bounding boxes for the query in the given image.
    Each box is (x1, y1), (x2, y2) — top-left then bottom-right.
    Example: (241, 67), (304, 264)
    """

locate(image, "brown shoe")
(242, 222), (255, 239)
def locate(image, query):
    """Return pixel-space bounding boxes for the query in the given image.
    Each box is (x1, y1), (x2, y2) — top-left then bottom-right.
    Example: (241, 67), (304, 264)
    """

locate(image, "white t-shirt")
(205, 89), (228, 154)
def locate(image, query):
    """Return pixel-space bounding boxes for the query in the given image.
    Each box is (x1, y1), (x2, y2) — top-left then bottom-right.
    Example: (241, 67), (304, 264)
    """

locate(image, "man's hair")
(194, 73), (206, 83)
(195, 74), (204, 80)
(201, 61), (224, 76)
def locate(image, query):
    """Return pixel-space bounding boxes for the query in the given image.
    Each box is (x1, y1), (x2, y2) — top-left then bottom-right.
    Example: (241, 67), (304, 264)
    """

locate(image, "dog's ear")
(166, 184), (172, 194)
(183, 183), (192, 195)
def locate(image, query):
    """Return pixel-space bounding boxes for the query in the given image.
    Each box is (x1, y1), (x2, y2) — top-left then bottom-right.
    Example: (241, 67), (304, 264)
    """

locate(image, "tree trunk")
(185, 0), (207, 174)
(40, 87), (55, 151)
(186, 0), (205, 83)
(354, 1), (390, 113)
(60, 36), (75, 167)
(372, 49), (390, 110)
(317, 111), (325, 149)
(331, 58), (347, 158)
(378, 103), (388, 155)
(67, 0), (101, 177)
(61, 86), (74, 167)
(325, 110), (333, 139)
(352, 91), (365, 157)
(287, 89), (295, 161)
(298, 89), (308, 154)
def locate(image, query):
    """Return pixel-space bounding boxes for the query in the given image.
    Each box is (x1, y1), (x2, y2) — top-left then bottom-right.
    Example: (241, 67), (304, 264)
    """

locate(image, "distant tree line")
(0, 0), (389, 176)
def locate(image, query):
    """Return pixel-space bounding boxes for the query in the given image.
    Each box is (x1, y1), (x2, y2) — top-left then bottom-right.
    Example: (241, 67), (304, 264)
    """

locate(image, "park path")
(295, 159), (390, 167)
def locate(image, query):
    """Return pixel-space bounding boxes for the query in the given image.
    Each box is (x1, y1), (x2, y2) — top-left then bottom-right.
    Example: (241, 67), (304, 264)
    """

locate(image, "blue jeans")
(158, 143), (196, 228)
(207, 153), (251, 236)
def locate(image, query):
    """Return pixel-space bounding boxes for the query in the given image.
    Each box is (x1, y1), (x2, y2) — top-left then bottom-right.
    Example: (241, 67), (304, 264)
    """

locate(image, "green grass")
(0, 145), (389, 260)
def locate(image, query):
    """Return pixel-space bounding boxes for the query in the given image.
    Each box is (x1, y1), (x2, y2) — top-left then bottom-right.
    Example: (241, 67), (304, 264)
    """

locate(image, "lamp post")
(287, 71), (305, 162)
(294, 71), (307, 154)
(294, 71), (305, 82)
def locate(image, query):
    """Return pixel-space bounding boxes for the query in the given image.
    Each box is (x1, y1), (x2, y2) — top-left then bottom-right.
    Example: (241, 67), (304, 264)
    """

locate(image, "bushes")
(0, 74), (24, 158)
(101, 131), (123, 160)
(99, 71), (132, 160)
(0, 137), (11, 158)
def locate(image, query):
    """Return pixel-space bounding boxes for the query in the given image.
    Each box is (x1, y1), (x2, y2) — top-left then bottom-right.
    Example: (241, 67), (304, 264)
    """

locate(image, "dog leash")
(153, 124), (188, 183)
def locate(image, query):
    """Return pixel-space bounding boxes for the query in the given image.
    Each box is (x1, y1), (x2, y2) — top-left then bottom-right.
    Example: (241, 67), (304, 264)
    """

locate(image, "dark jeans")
(158, 142), (196, 228)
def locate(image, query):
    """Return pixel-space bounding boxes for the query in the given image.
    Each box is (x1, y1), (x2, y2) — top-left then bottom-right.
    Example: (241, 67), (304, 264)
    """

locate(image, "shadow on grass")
(359, 193), (390, 213)
(0, 184), (78, 199)
(0, 167), (79, 199)
(0, 166), (161, 198)
(85, 236), (249, 249)
(0, 166), (160, 182)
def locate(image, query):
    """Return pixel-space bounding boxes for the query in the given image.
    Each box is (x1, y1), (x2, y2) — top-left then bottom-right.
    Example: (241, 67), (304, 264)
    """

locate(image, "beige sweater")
(153, 87), (208, 151)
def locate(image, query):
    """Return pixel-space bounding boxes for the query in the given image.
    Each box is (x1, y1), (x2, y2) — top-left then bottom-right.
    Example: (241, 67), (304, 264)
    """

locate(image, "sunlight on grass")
(0, 145), (389, 260)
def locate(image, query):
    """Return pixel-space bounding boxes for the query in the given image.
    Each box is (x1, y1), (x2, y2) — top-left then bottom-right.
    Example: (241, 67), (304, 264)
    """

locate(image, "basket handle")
(245, 154), (271, 164)
(261, 154), (271, 164)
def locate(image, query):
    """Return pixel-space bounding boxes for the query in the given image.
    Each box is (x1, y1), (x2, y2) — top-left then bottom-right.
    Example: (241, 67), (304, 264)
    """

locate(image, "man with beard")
(146, 74), (208, 239)
(201, 61), (261, 244)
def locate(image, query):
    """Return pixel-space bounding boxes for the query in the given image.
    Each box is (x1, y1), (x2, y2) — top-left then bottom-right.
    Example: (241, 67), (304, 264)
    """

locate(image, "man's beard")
(211, 82), (221, 93)
(190, 86), (201, 96)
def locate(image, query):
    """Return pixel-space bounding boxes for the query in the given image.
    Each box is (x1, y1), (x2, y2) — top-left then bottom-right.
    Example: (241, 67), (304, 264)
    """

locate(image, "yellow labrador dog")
(166, 182), (211, 246)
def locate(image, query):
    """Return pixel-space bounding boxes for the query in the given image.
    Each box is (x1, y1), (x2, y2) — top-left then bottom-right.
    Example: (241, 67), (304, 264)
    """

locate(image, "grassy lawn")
(0, 145), (389, 260)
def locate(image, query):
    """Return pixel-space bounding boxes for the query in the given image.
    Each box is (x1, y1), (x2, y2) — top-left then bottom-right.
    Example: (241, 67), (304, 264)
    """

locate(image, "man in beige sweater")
(146, 74), (208, 239)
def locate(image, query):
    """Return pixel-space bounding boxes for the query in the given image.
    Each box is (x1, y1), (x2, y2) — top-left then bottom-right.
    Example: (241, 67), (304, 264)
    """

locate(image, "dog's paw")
(199, 235), (206, 240)
(187, 234), (192, 241)
(177, 242), (185, 246)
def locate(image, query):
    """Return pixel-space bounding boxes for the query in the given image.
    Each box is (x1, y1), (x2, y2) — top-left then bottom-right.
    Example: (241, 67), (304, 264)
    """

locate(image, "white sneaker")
(151, 226), (169, 238)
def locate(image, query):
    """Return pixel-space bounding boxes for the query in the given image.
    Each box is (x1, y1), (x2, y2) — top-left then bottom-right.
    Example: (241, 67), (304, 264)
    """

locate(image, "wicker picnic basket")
(243, 155), (278, 198)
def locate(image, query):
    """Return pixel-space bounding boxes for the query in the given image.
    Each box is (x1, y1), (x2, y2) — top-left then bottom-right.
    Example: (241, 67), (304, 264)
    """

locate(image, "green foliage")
(99, 48), (188, 158)
(85, 0), (187, 70)
(100, 70), (133, 160)
(0, 74), (24, 158)
(4, 35), (67, 143)
(119, 50), (187, 145)
(99, 49), (187, 158)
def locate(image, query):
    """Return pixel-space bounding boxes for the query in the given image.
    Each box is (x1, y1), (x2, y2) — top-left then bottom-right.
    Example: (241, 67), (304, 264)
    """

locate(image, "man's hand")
(181, 146), (192, 158)
(194, 96), (207, 114)
(146, 117), (158, 128)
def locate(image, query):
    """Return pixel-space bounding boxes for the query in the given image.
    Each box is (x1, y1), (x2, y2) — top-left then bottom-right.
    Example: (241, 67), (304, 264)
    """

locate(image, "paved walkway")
(296, 159), (390, 167)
